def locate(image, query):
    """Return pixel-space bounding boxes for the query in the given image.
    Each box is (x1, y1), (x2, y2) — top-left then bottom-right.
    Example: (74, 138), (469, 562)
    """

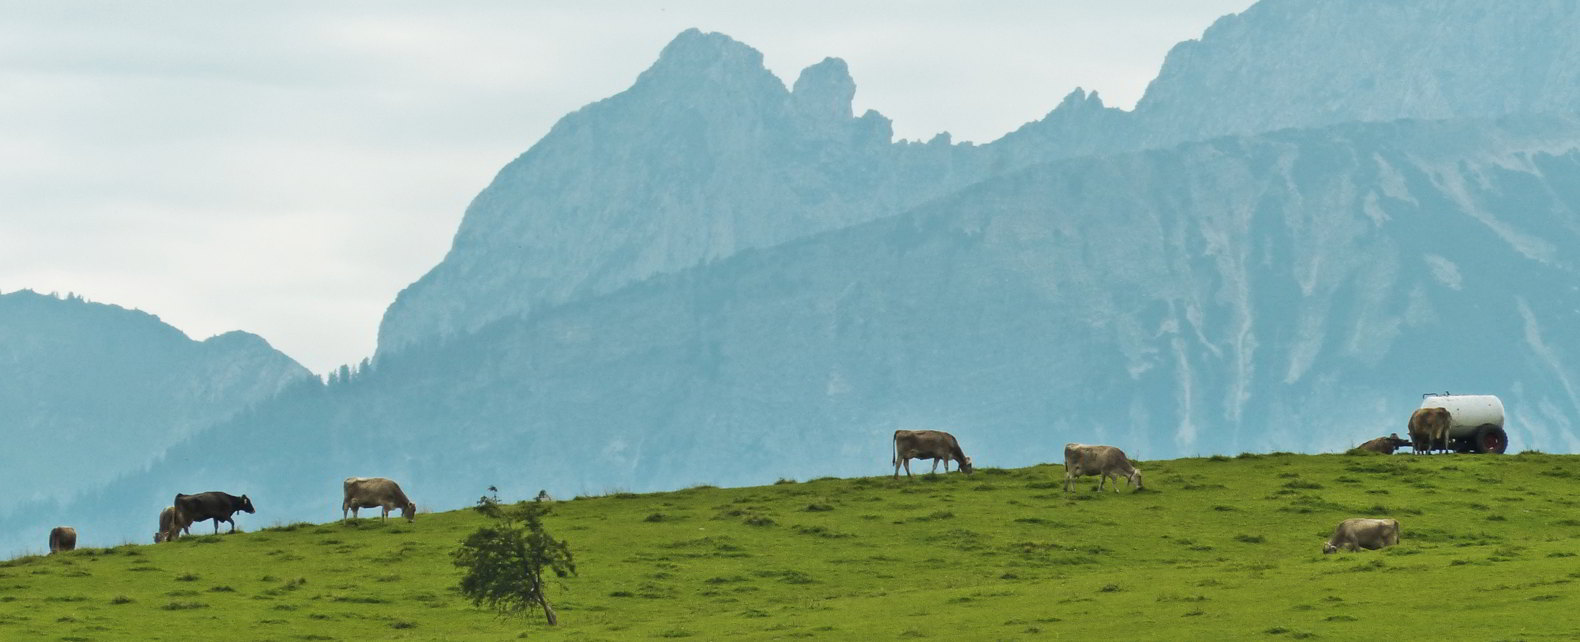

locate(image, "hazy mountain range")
(6, 0), (1580, 555)
(0, 291), (308, 512)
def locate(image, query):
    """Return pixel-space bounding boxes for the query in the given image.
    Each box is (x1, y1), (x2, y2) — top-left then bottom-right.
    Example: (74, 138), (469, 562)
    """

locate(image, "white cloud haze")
(0, 1), (1252, 373)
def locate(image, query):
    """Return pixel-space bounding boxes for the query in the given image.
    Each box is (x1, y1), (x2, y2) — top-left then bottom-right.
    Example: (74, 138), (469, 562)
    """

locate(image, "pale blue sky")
(0, 1), (1253, 373)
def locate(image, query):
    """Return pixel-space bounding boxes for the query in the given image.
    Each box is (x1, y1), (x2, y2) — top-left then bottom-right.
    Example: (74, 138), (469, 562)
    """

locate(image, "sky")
(0, 0), (1254, 374)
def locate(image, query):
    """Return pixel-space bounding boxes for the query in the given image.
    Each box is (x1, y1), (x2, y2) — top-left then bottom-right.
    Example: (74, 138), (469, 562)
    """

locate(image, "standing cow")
(892, 430), (974, 478)
(49, 526), (76, 554)
(1064, 443), (1144, 492)
(173, 492), (255, 534)
(1407, 407), (1452, 454)
(155, 505), (192, 543)
(1323, 518), (1401, 553)
(342, 477), (417, 522)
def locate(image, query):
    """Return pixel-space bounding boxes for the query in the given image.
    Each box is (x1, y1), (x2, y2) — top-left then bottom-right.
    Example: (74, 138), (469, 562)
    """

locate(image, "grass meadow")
(3, 452), (1579, 640)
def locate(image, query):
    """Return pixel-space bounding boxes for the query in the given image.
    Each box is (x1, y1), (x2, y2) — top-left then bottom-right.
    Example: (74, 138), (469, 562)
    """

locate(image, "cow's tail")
(891, 431), (899, 467)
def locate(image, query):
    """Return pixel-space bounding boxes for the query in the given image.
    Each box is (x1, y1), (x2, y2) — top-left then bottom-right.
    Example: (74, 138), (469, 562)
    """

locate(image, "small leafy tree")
(453, 487), (576, 625)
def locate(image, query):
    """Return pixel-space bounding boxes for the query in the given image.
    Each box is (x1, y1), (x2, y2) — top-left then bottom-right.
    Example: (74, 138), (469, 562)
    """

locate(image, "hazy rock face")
(0, 291), (310, 513)
(1135, 0), (1580, 140)
(995, 0), (1580, 162)
(382, 2), (1580, 357)
(375, 29), (995, 356)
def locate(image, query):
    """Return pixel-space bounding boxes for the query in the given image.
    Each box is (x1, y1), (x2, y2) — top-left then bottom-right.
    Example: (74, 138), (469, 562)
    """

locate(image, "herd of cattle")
(893, 429), (1404, 554)
(41, 428), (1425, 555)
(45, 477), (416, 554)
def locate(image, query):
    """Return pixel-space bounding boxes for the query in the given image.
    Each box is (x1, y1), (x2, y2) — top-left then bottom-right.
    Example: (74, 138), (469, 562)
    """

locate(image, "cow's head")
(960, 456), (974, 475)
(153, 532), (165, 544)
(1322, 542), (1339, 554)
(239, 495), (256, 514)
(402, 502), (417, 522)
(1129, 469), (1144, 490)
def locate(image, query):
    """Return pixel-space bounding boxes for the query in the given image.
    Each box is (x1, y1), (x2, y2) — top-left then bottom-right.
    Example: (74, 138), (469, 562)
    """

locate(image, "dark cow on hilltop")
(174, 492), (255, 534)
(1357, 433), (1412, 455)
(1408, 407), (1452, 454)
(49, 526), (76, 554)
(342, 477), (416, 522)
(892, 430), (973, 478)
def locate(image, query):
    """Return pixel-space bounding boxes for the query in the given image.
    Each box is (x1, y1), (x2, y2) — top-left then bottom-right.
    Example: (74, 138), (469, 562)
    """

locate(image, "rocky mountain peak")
(629, 28), (785, 101)
(791, 57), (856, 123)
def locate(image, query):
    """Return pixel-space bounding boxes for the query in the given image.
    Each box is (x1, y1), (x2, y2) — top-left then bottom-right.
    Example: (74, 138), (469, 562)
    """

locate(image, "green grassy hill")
(5, 452), (1579, 640)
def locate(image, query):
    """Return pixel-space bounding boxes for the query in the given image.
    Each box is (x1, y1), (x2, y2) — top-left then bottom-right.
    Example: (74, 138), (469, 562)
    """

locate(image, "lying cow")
(1357, 433), (1412, 455)
(49, 526), (76, 554)
(1323, 518), (1401, 553)
(342, 477), (416, 522)
(174, 491), (255, 534)
(1064, 443), (1143, 492)
(155, 505), (192, 543)
(892, 430), (973, 478)
(1408, 407), (1452, 454)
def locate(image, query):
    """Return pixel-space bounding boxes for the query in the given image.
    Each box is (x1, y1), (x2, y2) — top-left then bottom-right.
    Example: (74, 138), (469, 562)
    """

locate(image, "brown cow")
(342, 477), (416, 522)
(155, 506), (192, 543)
(892, 430), (973, 478)
(1357, 433), (1412, 455)
(1408, 407), (1452, 454)
(1323, 518), (1400, 553)
(1064, 443), (1144, 492)
(49, 526), (76, 554)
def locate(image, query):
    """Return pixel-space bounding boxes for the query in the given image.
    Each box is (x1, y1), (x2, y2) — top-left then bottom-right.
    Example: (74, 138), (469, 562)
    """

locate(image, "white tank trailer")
(1418, 394), (1508, 454)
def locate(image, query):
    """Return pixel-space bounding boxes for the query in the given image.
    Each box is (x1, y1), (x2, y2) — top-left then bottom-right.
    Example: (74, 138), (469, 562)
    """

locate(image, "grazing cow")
(155, 506), (192, 543)
(342, 477), (416, 522)
(1323, 518), (1401, 553)
(1407, 407), (1453, 454)
(49, 526), (76, 554)
(892, 430), (974, 478)
(1063, 443), (1144, 492)
(1357, 433), (1412, 455)
(173, 492), (255, 534)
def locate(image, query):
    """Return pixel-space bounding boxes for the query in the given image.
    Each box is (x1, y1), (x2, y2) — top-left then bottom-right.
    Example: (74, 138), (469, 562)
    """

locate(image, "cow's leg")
(903, 458), (914, 478)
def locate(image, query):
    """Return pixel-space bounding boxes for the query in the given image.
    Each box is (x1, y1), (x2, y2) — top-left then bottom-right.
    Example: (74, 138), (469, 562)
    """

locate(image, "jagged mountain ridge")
(20, 113), (1580, 556)
(0, 290), (312, 514)
(376, 29), (993, 355)
(379, 0), (1580, 356)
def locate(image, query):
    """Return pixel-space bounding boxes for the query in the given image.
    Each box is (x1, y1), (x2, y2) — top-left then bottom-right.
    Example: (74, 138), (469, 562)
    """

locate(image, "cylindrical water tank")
(1418, 394), (1507, 453)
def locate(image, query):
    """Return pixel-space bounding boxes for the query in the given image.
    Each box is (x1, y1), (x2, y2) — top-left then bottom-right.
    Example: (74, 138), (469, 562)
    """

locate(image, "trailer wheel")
(1472, 424), (1508, 454)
